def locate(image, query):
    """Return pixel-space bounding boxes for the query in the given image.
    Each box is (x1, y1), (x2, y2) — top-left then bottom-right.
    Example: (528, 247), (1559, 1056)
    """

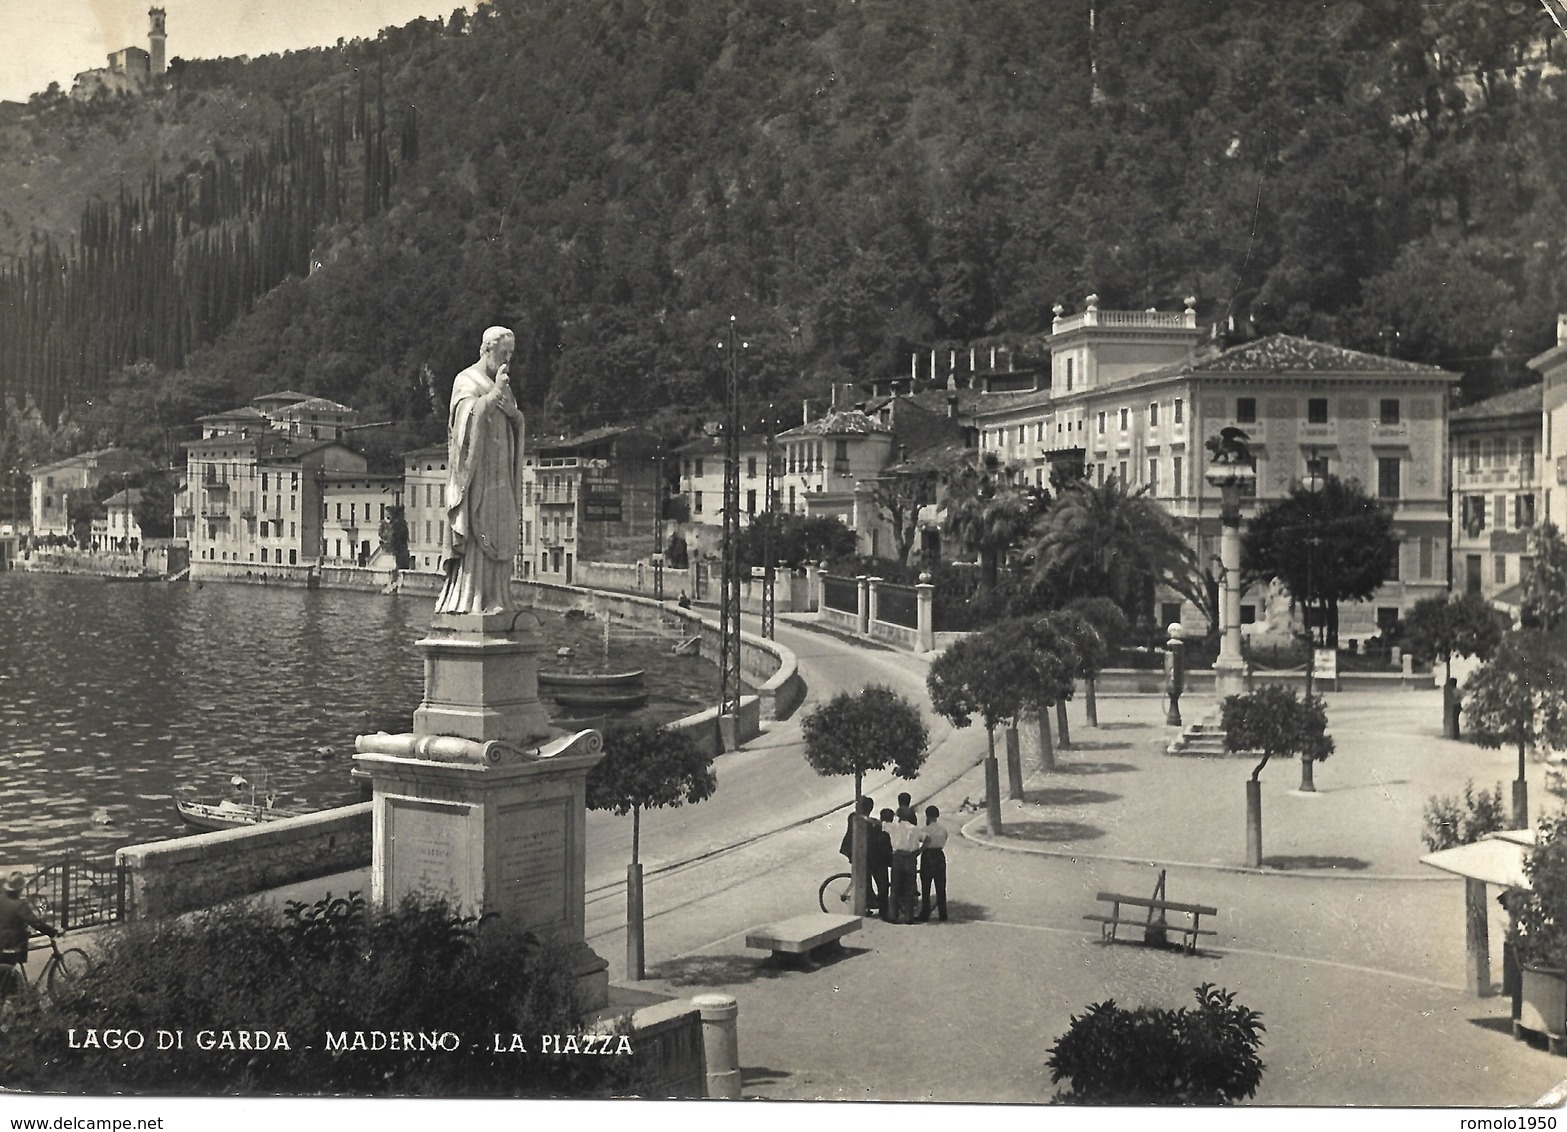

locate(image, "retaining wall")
(115, 803), (373, 920)
(521, 580), (804, 723)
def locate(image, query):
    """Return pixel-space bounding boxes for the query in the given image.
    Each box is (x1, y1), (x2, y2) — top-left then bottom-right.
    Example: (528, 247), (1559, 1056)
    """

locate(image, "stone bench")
(746, 913), (862, 966)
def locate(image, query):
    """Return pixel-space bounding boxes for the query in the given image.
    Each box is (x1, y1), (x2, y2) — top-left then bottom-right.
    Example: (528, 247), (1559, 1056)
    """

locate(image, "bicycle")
(0, 935), (92, 1008)
(818, 871), (854, 913)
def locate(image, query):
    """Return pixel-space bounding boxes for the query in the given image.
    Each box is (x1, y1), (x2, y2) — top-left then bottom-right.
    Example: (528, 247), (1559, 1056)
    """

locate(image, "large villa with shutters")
(970, 298), (1457, 643)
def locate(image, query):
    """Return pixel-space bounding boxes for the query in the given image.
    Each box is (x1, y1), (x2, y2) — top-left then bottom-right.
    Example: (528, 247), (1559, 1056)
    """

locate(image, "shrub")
(1421, 780), (1508, 852)
(1046, 984), (1265, 1105)
(0, 893), (646, 1096)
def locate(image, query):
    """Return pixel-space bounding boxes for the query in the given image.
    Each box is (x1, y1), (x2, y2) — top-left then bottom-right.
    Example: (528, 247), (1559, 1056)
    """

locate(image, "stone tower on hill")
(149, 8), (167, 77)
(70, 7), (167, 100)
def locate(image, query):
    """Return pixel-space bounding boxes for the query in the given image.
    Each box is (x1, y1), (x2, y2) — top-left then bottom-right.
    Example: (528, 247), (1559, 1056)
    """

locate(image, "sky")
(0, 1), (473, 104)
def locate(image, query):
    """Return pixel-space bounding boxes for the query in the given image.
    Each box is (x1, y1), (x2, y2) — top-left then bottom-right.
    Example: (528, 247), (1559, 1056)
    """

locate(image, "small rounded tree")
(1022, 616), (1078, 774)
(1464, 629), (1567, 830)
(1400, 593), (1505, 737)
(802, 686), (929, 916)
(1222, 686), (1334, 867)
(927, 628), (1029, 833)
(801, 685), (930, 802)
(586, 723), (716, 980)
(1066, 596), (1128, 726)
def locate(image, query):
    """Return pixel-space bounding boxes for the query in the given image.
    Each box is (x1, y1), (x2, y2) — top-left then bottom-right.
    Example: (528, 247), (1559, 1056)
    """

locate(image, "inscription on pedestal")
(388, 798), (472, 906)
(496, 800), (569, 931)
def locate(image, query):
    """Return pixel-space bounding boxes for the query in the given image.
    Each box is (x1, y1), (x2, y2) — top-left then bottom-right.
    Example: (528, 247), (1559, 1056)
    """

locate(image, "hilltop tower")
(149, 7), (166, 76)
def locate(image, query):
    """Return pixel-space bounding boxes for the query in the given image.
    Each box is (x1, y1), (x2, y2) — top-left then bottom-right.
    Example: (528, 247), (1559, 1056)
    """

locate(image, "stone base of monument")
(412, 611), (553, 744)
(353, 728), (610, 1011)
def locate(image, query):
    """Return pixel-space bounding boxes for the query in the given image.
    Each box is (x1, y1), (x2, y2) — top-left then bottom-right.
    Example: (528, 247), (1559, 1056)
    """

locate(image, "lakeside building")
(100, 488), (143, 551)
(1530, 315), (1567, 533)
(402, 444), (449, 573)
(27, 447), (151, 538)
(183, 393), (368, 571)
(672, 432), (771, 565)
(970, 297), (1458, 641)
(523, 426), (661, 584)
(1448, 386), (1544, 606)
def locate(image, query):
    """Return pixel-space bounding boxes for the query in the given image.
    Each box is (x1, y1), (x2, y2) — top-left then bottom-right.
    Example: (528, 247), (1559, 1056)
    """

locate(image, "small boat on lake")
(175, 775), (306, 832)
(537, 669), (646, 689)
(550, 688), (649, 711)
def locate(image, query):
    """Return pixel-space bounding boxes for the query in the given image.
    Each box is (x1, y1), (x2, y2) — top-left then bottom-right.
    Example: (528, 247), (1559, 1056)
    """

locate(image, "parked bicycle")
(0, 934), (92, 1007)
(818, 871), (854, 914)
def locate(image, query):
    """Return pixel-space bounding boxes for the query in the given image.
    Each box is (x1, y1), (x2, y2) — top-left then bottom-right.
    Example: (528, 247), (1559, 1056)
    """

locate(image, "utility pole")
(652, 443), (665, 602)
(717, 317), (744, 717)
(761, 408), (777, 640)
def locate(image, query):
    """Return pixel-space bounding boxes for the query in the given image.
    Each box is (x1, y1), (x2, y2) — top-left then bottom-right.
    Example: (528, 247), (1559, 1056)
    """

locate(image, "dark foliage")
(0, 892), (644, 1096)
(1221, 685), (1334, 782)
(1422, 780), (1508, 853)
(1242, 476), (1398, 648)
(801, 684), (929, 800)
(3, 0), (1563, 449)
(1046, 984), (1265, 1105)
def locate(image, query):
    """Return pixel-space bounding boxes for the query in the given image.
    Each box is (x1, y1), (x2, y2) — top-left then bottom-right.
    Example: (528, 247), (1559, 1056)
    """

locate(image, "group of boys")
(838, 792), (948, 924)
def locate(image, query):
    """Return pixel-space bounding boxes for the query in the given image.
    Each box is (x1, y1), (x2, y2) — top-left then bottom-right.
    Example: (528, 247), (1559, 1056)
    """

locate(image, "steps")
(1166, 715), (1230, 757)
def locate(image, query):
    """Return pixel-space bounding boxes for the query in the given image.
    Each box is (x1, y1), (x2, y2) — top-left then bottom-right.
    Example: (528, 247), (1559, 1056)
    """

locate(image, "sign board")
(1312, 648), (1337, 683)
(584, 488), (622, 522)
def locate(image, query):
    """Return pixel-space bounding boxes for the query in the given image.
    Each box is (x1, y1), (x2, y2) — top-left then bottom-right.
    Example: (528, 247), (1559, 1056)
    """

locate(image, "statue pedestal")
(353, 729), (610, 1011)
(413, 611), (553, 744)
(1213, 658), (1248, 700)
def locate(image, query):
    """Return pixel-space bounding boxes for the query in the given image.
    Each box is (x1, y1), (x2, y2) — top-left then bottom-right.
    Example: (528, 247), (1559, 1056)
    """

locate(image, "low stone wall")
(819, 606), (858, 635)
(116, 803), (373, 920)
(23, 549), (149, 577)
(188, 561), (317, 587)
(867, 618), (919, 651)
(597, 998), (707, 1097)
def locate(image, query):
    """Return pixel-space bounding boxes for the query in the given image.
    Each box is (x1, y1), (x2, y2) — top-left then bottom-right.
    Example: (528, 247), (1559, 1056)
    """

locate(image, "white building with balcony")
(1449, 386), (1543, 605)
(973, 298), (1458, 639)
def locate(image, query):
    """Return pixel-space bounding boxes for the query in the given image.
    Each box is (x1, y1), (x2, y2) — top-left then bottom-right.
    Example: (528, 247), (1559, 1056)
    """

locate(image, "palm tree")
(940, 451), (1037, 590)
(1029, 475), (1209, 628)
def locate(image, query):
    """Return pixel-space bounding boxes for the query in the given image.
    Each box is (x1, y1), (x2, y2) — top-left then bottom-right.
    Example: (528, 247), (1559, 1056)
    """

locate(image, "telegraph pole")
(652, 443), (664, 602)
(760, 411), (777, 639)
(717, 318), (744, 716)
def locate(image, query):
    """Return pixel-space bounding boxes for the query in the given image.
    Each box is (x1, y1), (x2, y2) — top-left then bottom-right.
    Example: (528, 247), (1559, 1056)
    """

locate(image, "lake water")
(0, 573), (722, 863)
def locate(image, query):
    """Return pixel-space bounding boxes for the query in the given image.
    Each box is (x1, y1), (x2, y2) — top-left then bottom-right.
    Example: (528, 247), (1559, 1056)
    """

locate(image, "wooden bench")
(746, 913), (862, 967)
(1086, 892), (1218, 956)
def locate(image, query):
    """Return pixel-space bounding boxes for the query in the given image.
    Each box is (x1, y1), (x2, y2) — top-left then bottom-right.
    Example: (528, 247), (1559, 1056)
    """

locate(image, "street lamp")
(1301, 448), (1327, 699)
(1204, 428), (1257, 699)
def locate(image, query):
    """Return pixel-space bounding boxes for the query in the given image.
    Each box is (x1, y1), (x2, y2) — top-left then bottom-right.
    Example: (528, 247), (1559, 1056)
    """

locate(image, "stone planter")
(1518, 964), (1567, 1053)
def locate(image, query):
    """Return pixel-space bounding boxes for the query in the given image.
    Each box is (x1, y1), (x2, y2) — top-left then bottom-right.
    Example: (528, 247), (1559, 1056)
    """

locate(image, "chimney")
(911, 353), (918, 383)
(802, 398), (810, 426)
(840, 383), (857, 411)
(930, 350), (937, 383)
(1558, 313), (1567, 348)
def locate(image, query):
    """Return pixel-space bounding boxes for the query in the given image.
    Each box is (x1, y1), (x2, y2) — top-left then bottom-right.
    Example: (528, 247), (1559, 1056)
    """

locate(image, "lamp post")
(1301, 448), (1327, 700)
(1204, 431), (1257, 699)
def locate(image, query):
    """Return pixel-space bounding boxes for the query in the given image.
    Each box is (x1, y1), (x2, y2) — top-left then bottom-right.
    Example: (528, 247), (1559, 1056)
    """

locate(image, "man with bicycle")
(0, 871), (60, 973)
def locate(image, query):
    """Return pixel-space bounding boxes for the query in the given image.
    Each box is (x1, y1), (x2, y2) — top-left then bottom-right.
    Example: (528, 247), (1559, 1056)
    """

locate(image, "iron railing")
(25, 859), (128, 930)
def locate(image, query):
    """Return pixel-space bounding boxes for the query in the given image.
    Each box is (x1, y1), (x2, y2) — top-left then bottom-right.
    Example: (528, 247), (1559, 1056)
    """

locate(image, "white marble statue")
(434, 326), (525, 616)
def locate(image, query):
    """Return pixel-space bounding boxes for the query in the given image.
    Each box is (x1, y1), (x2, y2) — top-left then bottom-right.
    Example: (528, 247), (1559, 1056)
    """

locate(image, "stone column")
(916, 573), (934, 652)
(856, 574), (870, 635)
(867, 576), (882, 633)
(1214, 514), (1247, 699)
(693, 993), (741, 1098)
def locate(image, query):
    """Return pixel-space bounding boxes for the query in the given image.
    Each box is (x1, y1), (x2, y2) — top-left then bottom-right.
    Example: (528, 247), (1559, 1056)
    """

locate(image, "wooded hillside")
(1, 0), (1563, 469)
